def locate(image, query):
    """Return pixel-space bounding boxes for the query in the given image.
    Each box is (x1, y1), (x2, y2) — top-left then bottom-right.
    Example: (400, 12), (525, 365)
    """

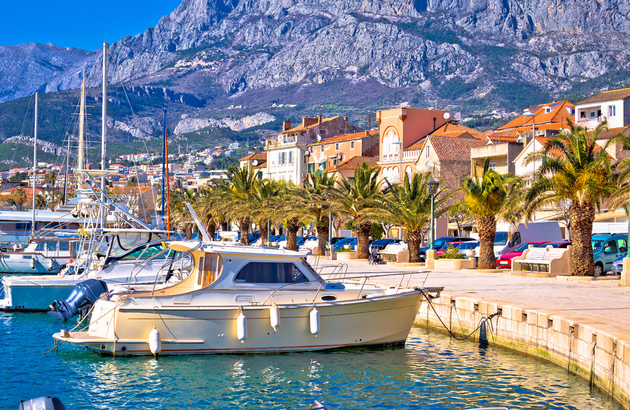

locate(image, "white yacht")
(53, 241), (440, 356)
(0, 230), (190, 312)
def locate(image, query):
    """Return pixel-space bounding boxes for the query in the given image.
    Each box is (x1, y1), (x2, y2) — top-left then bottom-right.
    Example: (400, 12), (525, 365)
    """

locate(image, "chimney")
(283, 119), (291, 132)
(318, 113), (322, 125)
(376, 111), (381, 124)
(344, 115), (348, 121)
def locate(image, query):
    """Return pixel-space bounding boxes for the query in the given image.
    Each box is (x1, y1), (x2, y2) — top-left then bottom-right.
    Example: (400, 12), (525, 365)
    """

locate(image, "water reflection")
(0, 313), (622, 410)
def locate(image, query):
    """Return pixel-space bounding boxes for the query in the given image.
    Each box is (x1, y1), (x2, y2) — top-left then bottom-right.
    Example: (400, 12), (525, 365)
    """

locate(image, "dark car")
(419, 236), (477, 262)
(333, 237), (358, 252)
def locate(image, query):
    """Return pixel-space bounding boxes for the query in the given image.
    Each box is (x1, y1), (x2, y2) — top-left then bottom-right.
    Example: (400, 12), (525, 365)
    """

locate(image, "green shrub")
(438, 244), (467, 259)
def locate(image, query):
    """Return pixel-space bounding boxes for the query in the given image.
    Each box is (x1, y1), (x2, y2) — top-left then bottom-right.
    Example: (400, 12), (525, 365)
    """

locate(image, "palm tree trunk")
(239, 217), (250, 245)
(356, 221), (371, 259)
(315, 215), (329, 256)
(569, 202), (595, 276)
(206, 220), (217, 241)
(477, 215), (496, 269)
(286, 218), (299, 251)
(407, 230), (423, 263)
(258, 222), (268, 246)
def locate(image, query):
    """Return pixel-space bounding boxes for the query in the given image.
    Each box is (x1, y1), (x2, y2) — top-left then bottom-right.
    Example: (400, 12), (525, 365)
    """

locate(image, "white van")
(472, 221), (563, 257)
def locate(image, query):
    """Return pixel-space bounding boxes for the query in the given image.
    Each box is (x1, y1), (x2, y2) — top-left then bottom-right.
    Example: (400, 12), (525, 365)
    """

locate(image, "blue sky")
(0, 0), (182, 50)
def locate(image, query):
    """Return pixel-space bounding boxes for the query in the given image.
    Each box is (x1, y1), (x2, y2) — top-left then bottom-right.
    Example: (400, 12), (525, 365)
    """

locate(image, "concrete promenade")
(317, 258), (630, 408)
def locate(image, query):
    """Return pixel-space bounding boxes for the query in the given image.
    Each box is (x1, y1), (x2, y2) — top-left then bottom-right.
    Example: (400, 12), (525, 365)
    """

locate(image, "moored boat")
(53, 240), (441, 355)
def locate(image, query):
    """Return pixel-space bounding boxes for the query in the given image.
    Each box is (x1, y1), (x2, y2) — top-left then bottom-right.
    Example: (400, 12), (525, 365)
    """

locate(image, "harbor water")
(0, 310), (621, 409)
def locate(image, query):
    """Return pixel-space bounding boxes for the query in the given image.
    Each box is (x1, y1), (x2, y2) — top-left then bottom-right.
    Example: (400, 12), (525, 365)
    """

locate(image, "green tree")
(382, 173), (450, 263)
(333, 162), (383, 259)
(302, 172), (337, 255)
(524, 120), (630, 276)
(462, 158), (520, 269)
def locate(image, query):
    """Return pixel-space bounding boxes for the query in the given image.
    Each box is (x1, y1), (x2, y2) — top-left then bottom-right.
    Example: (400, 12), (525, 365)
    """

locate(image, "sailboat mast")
(31, 92), (38, 237)
(101, 42), (108, 200)
(78, 71), (86, 189)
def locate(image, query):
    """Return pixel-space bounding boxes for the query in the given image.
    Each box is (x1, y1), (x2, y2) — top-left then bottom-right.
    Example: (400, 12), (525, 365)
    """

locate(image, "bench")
(512, 245), (571, 275)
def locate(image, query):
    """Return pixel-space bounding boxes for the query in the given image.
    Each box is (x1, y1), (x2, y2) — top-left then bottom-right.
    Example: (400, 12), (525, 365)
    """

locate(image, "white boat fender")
(237, 310), (247, 343)
(149, 327), (161, 355)
(310, 307), (320, 336)
(30, 257), (36, 269)
(270, 304), (280, 331)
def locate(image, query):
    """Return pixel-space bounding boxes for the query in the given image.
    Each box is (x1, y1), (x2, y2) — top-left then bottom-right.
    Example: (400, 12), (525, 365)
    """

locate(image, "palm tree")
(462, 158), (519, 269)
(248, 179), (283, 246)
(333, 162), (383, 259)
(225, 166), (260, 244)
(302, 172), (336, 255)
(382, 173), (450, 263)
(524, 119), (630, 276)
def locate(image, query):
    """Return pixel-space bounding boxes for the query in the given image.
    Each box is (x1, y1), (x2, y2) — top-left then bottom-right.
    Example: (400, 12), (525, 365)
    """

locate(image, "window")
(604, 240), (617, 254)
(197, 253), (223, 288)
(303, 155), (308, 164)
(608, 105), (616, 117)
(289, 151), (293, 164)
(489, 162), (497, 169)
(320, 145), (324, 152)
(580, 111), (586, 119)
(590, 111), (596, 118)
(618, 238), (627, 253)
(426, 146), (431, 158)
(335, 143), (339, 151)
(320, 130), (327, 136)
(350, 141), (355, 149)
(281, 152), (286, 164)
(234, 262), (308, 283)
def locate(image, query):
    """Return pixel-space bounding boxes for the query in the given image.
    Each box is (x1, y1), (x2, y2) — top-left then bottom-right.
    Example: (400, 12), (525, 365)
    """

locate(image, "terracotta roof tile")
(284, 116), (341, 133)
(578, 88), (630, 105)
(426, 135), (485, 161)
(324, 156), (378, 172)
(498, 100), (574, 131)
(239, 152), (267, 162)
(319, 129), (378, 143)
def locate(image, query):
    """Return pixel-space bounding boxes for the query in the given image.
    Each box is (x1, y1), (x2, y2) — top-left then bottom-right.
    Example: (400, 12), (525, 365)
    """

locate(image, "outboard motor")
(48, 279), (108, 321)
(18, 396), (66, 410)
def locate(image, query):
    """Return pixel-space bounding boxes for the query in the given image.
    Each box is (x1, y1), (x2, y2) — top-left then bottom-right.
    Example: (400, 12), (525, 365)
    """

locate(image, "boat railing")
(316, 263), (348, 279)
(261, 270), (434, 306)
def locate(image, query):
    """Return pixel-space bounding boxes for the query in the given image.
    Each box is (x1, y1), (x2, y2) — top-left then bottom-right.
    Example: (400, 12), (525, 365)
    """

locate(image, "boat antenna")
(161, 109), (166, 225)
(164, 109), (172, 237)
(185, 201), (212, 243)
(31, 92), (38, 237)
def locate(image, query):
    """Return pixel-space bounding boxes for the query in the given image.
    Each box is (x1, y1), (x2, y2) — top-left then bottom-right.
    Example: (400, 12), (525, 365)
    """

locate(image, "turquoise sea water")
(0, 310), (622, 410)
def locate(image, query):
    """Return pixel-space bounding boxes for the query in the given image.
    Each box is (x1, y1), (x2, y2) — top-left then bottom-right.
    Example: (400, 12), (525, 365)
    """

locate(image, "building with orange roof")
(494, 100), (575, 141)
(306, 130), (379, 176)
(239, 152), (268, 179)
(575, 88), (630, 130)
(265, 115), (362, 184)
(323, 156), (379, 180)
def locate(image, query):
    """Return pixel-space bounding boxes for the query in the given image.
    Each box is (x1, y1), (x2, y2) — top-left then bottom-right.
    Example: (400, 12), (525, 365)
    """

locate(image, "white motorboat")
(53, 240), (441, 356)
(0, 230), (190, 312)
(0, 236), (83, 274)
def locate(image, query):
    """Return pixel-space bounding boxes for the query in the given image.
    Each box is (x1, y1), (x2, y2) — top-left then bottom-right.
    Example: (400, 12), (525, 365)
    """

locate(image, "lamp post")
(427, 179), (439, 250)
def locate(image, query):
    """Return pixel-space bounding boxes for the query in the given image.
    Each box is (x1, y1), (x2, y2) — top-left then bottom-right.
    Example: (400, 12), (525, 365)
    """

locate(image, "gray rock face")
(2, 0), (630, 111)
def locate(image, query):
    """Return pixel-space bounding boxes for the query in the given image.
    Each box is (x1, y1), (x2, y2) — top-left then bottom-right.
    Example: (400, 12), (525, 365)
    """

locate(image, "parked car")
(541, 241), (572, 248)
(436, 241), (480, 257)
(495, 241), (551, 269)
(592, 234), (628, 276)
(333, 237), (358, 252)
(419, 236), (476, 262)
(611, 255), (625, 275)
(477, 221), (563, 257)
(369, 238), (401, 253)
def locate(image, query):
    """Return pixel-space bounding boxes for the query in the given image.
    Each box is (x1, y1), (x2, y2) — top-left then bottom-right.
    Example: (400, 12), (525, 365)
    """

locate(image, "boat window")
(234, 262), (308, 284)
(197, 253), (222, 288)
(120, 243), (168, 260)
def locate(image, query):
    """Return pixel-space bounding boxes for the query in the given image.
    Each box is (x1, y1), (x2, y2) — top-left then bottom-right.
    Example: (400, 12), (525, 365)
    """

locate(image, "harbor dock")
(318, 259), (630, 409)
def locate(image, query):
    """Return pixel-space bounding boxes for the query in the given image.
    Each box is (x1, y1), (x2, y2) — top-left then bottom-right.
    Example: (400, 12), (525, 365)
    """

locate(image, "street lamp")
(427, 179), (439, 250)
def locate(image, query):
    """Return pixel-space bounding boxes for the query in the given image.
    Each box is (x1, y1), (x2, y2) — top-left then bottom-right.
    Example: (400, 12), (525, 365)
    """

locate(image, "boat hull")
(0, 277), (77, 311)
(54, 291), (423, 356)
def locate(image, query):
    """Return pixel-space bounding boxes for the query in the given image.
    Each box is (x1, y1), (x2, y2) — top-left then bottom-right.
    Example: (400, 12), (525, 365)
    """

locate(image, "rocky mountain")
(2, 0), (630, 149)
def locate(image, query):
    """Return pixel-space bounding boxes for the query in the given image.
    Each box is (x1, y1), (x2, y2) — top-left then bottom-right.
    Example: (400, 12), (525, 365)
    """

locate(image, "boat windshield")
(494, 232), (509, 246)
(109, 232), (163, 258)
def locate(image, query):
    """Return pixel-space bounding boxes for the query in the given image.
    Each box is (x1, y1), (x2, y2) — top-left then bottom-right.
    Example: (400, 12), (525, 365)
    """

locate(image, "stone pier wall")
(415, 293), (630, 409)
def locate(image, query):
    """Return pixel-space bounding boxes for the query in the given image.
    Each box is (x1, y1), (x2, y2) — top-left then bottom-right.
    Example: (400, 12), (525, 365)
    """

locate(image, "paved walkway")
(316, 259), (630, 341)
